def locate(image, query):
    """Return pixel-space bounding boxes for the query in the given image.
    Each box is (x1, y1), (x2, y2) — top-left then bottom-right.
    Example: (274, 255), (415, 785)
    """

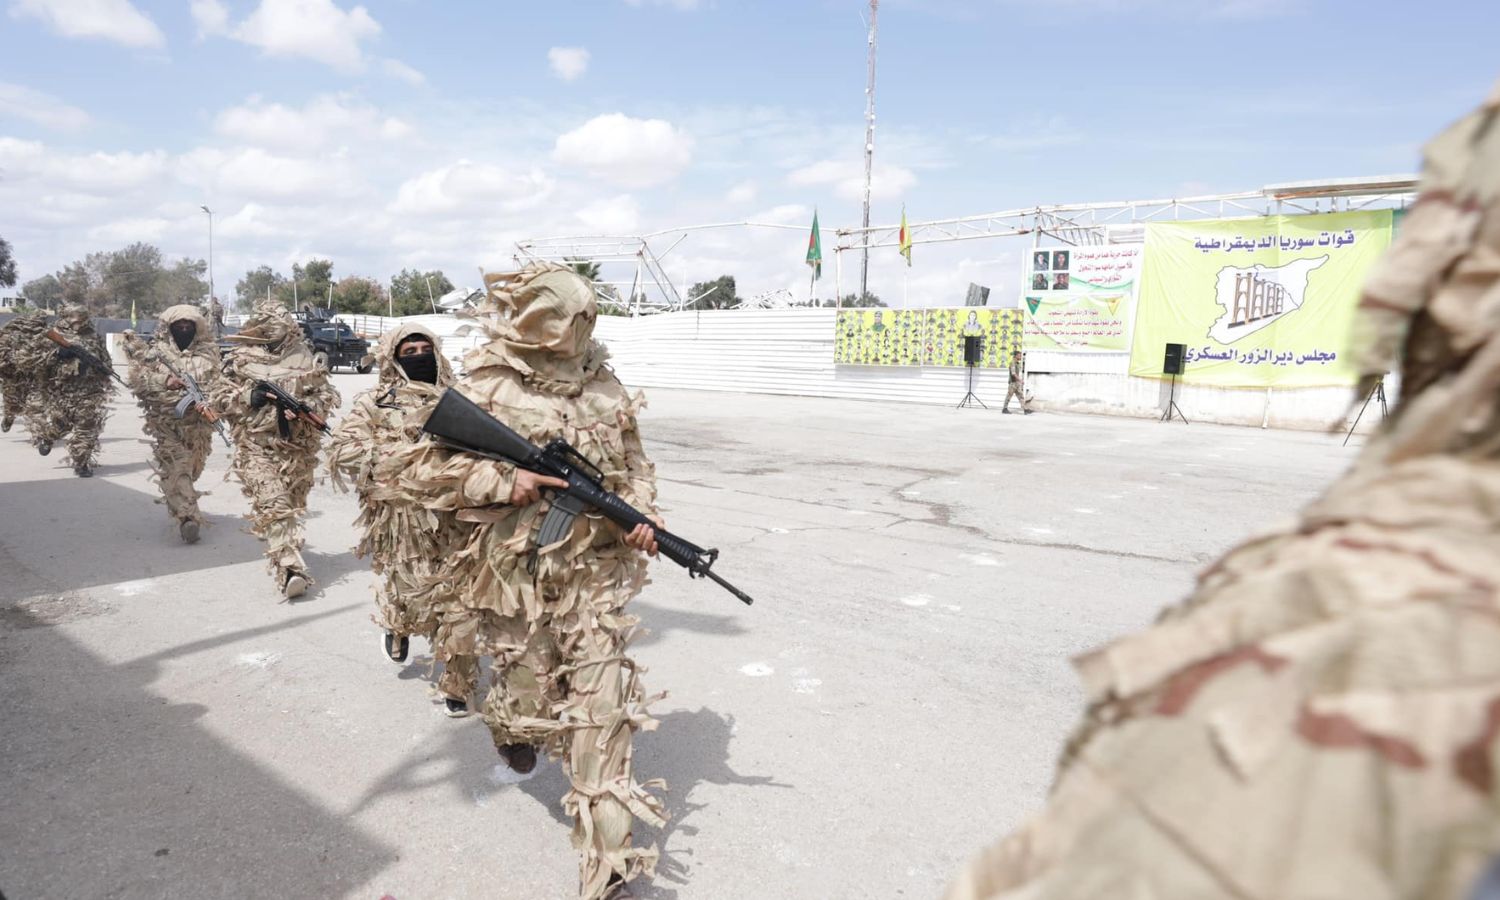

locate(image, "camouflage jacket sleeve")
(123, 337), (175, 403)
(618, 403), (659, 517)
(326, 392), (381, 492)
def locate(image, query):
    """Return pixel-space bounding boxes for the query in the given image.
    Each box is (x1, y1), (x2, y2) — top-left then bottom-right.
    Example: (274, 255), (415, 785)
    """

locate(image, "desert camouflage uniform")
(214, 301), (340, 592)
(947, 83), (1500, 900)
(1003, 353), (1029, 413)
(0, 310), (48, 433)
(397, 264), (665, 898)
(122, 305), (223, 530)
(327, 324), (470, 682)
(20, 304), (113, 471)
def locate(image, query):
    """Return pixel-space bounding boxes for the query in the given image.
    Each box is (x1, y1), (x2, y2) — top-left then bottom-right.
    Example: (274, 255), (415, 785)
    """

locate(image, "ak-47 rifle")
(252, 379), (331, 438)
(155, 354), (232, 449)
(421, 387), (755, 606)
(45, 329), (128, 387)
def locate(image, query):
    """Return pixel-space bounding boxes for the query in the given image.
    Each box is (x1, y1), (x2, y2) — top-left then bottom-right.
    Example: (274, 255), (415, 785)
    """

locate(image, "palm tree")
(565, 258), (602, 282)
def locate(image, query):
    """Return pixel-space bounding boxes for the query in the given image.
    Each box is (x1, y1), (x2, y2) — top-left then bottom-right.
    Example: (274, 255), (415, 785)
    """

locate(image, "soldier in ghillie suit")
(0, 309), (49, 434)
(122, 304), (225, 544)
(326, 323), (473, 712)
(22, 304), (113, 476)
(396, 263), (666, 899)
(214, 301), (340, 599)
(945, 85), (1500, 900)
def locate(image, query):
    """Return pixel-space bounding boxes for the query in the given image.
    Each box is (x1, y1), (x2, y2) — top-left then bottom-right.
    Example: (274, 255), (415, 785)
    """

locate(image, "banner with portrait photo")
(833, 307), (1024, 368)
(923, 308), (1025, 367)
(1022, 245), (1143, 352)
(1128, 210), (1393, 387)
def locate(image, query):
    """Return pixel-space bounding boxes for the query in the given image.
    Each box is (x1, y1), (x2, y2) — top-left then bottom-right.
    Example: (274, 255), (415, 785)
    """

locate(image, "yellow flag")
(899, 205), (912, 266)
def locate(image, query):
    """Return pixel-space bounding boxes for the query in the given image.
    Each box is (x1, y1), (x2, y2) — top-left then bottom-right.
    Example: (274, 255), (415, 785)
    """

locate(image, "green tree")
(154, 258), (210, 311)
(59, 262), (92, 307)
(0, 236), (16, 288)
(277, 259), (335, 309)
(389, 268), (453, 316)
(686, 275), (740, 310)
(818, 291), (886, 308)
(236, 265), (287, 310)
(565, 258), (602, 282)
(332, 275), (390, 315)
(20, 274), (62, 309)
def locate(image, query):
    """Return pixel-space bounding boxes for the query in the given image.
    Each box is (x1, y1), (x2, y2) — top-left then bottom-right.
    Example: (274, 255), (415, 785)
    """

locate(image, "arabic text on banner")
(1022, 245), (1143, 352)
(1128, 210), (1393, 387)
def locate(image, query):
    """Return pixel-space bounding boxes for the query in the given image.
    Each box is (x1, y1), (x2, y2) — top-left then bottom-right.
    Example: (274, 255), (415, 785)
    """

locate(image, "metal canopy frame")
(516, 175), (1418, 314)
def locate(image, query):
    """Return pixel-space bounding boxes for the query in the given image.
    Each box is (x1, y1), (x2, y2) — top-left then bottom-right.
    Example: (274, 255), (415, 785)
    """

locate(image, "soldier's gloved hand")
(249, 385), (269, 409)
(510, 470), (569, 506)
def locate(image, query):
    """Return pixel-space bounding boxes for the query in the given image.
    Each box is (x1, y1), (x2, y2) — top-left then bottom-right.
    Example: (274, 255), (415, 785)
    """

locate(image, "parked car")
(292, 308), (371, 373)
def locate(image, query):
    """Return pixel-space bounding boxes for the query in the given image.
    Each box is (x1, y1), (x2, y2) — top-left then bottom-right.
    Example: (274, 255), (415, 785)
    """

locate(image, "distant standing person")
(214, 301), (340, 599)
(1003, 349), (1032, 415)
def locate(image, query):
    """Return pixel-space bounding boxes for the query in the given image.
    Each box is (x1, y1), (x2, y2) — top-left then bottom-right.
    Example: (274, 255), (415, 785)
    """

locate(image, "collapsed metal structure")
(515, 175), (1419, 314)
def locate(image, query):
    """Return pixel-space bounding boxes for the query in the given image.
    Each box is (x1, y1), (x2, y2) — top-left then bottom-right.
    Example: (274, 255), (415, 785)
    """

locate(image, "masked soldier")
(214, 301), (340, 599)
(121, 305), (225, 544)
(326, 324), (474, 712)
(397, 263), (666, 899)
(22, 304), (113, 476)
(946, 86), (1500, 900)
(0, 310), (49, 434)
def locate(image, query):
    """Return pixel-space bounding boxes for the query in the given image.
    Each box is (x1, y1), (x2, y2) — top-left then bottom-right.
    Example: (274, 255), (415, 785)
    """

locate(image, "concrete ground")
(0, 377), (1361, 900)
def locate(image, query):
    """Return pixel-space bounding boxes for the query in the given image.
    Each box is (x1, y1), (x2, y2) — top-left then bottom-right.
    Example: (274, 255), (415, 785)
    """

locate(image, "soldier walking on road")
(327, 323), (473, 712)
(397, 264), (667, 899)
(0, 310), (48, 435)
(1003, 349), (1031, 414)
(21, 304), (113, 476)
(214, 301), (340, 599)
(122, 304), (226, 544)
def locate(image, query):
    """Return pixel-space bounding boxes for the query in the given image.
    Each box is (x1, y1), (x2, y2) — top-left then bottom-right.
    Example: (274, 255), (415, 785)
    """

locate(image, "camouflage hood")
(372, 321), (454, 390)
(56, 304), (95, 336)
(462, 262), (608, 395)
(152, 304), (217, 361)
(223, 300), (314, 372)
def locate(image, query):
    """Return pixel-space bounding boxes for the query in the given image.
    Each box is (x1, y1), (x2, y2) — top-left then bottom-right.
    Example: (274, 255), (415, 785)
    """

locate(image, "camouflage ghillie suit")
(397, 264), (665, 898)
(0, 310), (48, 433)
(327, 323), (468, 678)
(20, 304), (113, 475)
(122, 305), (224, 541)
(214, 301), (340, 597)
(947, 84), (1500, 900)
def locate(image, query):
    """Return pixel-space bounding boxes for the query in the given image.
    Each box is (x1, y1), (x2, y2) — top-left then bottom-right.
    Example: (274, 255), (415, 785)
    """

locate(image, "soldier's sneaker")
(383, 631), (409, 664)
(498, 743), (537, 774)
(36, 440), (52, 455)
(179, 521), (201, 544)
(443, 697), (469, 718)
(282, 569), (308, 600)
(74, 464), (93, 478)
(1, 415), (12, 432)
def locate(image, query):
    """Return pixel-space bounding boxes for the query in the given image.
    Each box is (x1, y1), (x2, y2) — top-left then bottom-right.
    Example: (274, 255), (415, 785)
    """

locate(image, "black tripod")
(957, 361), (987, 409)
(1160, 372), (1189, 424)
(1342, 378), (1388, 446)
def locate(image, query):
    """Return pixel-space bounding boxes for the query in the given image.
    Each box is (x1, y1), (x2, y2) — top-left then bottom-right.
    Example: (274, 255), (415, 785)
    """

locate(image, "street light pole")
(859, 0), (879, 305)
(424, 276), (437, 314)
(199, 205), (216, 333)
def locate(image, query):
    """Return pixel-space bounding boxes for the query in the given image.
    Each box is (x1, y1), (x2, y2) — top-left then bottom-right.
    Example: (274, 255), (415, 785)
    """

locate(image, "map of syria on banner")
(1128, 210), (1393, 387)
(1022, 245), (1143, 352)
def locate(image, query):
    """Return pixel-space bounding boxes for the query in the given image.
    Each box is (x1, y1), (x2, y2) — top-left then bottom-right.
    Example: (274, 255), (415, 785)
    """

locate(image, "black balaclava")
(395, 336), (438, 384)
(169, 320), (197, 351)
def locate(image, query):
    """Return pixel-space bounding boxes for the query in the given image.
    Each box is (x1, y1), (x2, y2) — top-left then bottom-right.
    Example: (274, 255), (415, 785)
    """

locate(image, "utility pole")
(200, 205), (216, 335)
(859, 0), (879, 305)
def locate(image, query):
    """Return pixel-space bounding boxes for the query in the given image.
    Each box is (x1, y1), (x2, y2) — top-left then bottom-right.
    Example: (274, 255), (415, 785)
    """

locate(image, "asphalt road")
(0, 376), (1359, 899)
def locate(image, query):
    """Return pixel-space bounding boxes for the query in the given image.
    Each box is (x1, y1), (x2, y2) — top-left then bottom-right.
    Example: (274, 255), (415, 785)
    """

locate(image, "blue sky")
(1, 0), (1495, 306)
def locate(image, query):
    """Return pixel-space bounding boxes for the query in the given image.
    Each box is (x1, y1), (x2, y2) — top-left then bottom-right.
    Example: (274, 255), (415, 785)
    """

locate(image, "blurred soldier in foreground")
(0, 309), (48, 433)
(122, 305), (226, 544)
(397, 264), (666, 899)
(22, 304), (113, 476)
(215, 301), (340, 599)
(326, 323), (472, 711)
(946, 85), (1500, 900)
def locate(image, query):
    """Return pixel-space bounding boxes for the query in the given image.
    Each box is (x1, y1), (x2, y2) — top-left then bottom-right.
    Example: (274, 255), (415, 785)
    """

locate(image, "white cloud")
(0, 82), (90, 131)
(0, 137), (167, 191)
(381, 58), (425, 85)
(189, 0), (229, 37)
(391, 161), (555, 216)
(178, 146), (360, 199)
(224, 0), (382, 72)
(9, 0), (165, 48)
(87, 216), (169, 244)
(553, 113), (693, 188)
(725, 181), (756, 204)
(575, 195), (640, 234)
(623, 0), (702, 9)
(787, 158), (917, 202)
(214, 94), (411, 150)
(547, 46), (590, 82)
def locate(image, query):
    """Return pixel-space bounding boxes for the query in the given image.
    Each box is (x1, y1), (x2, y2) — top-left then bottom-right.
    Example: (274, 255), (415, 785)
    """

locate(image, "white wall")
(335, 308), (1389, 433)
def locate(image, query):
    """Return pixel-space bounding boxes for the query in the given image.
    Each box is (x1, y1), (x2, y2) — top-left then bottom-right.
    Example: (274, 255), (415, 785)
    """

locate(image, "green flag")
(806, 209), (822, 281)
